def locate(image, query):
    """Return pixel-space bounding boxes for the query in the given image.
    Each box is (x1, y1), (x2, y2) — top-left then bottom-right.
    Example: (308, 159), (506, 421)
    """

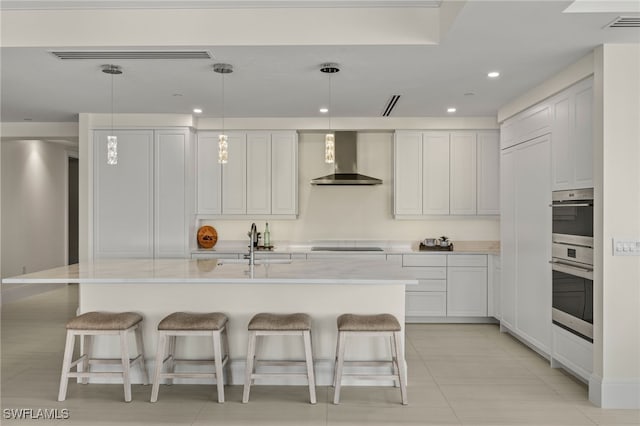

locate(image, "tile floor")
(2, 285), (639, 425)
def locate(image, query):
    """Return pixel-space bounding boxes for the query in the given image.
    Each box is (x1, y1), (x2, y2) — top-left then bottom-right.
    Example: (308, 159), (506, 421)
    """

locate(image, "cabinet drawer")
(254, 253), (291, 260)
(413, 279), (447, 292)
(404, 267), (447, 280)
(191, 253), (239, 259)
(403, 254), (447, 267)
(447, 254), (487, 267)
(406, 292), (447, 317)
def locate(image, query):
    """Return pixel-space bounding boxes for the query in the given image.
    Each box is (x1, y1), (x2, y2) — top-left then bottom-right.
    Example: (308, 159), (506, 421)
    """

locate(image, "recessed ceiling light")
(193, 108), (203, 114)
(464, 92), (475, 96)
(487, 71), (501, 78)
(23, 118), (33, 121)
(319, 107), (329, 114)
(172, 93), (183, 97)
(447, 107), (457, 113)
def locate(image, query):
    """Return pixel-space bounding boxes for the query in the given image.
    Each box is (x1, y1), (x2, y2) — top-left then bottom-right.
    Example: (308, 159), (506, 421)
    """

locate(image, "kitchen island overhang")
(3, 258), (416, 386)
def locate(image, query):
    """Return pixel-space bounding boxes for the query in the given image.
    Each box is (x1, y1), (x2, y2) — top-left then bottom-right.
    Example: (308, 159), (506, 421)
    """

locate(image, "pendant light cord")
(328, 73), (332, 131)
(111, 70), (114, 133)
(221, 71), (225, 133)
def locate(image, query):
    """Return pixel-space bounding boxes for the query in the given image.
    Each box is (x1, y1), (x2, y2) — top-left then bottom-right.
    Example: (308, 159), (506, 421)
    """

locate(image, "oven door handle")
(549, 202), (593, 208)
(549, 260), (593, 280)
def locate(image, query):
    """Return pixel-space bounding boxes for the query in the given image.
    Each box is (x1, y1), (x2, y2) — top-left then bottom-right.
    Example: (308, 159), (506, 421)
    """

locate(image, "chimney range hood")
(311, 131), (382, 185)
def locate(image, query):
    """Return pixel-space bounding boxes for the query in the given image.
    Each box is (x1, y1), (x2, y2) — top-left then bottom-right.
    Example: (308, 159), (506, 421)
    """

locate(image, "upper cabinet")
(551, 77), (593, 190)
(93, 128), (192, 259)
(196, 130), (298, 218)
(394, 130), (499, 217)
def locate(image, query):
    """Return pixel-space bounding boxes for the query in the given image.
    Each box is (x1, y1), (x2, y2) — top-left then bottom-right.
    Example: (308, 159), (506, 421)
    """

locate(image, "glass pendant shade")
(107, 135), (118, 165)
(218, 133), (228, 164)
(325, 133), (335, 164)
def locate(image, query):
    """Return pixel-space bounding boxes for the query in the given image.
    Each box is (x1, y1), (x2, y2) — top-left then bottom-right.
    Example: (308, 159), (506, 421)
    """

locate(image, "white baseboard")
(589, 374), (640, 409)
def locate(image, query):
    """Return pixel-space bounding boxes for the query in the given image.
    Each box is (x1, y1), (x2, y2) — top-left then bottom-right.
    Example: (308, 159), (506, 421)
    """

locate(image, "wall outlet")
(612, 239), (640, 256)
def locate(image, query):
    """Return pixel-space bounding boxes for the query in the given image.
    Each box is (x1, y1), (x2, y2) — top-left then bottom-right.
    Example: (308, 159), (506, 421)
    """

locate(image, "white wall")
(1, 140), (73, 298)
(201, 131), (500, 242)
(591, 44), (640, 409)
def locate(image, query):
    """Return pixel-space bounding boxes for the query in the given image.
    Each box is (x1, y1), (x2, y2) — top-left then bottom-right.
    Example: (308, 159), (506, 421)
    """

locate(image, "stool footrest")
(158, 373), (218, 379)
(340, 360), (395, 367)
(341, 374), (399, 381)
(67, 371), (128, 378)
(255, 360), (307, 367)
(251, 373), (310, 379)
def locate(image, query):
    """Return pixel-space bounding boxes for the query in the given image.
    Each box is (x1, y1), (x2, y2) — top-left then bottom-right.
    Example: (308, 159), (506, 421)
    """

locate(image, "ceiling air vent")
(381, 95), (401, 117)
(606, 16), (640, 28)
(50, 50), (213, 60)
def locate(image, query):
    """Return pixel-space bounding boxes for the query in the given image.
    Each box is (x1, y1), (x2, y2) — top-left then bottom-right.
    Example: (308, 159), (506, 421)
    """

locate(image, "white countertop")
(2, 258), (418, 286)
(192, 240), (500, 255)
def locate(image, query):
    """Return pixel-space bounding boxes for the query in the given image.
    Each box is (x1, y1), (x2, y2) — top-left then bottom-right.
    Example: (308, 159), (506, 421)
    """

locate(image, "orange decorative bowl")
(197, 226), (218, 249)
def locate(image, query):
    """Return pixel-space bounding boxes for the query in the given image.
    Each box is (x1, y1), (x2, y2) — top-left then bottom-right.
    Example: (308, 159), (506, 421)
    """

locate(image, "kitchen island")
(2, 258), (416, 385)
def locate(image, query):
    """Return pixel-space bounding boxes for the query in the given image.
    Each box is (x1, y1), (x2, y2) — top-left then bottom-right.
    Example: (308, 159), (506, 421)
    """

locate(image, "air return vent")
(50, 50), (213, 60)
(381, 95), (401, 117)
(606, 16), (640, 28)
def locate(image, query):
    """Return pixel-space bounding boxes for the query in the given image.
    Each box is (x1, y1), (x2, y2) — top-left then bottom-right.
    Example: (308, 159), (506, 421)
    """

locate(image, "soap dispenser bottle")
(263, 222), (271, 247)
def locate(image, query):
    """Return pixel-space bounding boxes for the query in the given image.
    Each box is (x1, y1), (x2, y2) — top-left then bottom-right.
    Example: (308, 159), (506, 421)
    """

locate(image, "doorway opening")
(68, 157), (79, 265)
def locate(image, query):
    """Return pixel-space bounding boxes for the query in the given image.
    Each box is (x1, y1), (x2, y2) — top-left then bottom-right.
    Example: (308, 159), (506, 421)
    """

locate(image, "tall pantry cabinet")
(93, 128), (193, 259)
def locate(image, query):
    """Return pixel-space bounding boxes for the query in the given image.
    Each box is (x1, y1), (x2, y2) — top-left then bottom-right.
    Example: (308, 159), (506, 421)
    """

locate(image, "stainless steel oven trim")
(552, 234), (593, 248)
(552, 188), (594, 203)
(550, 259), (593, 280)
(552, 243), (593, 267)
(552, 307), (593, 340)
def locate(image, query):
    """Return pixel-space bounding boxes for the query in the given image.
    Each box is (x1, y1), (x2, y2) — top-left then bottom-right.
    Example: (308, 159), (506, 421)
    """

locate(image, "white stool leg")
(150, 332), (167, 403)
(134, 325), (149, 385)
(81, 334), (93, 385)
(120, 330), (132, 402)
(222, 325), (232, 383)
(393, 331), (408, 405)
(303, 330), (317, 404)
(333, 331), (347, 405)
(242, 331), (257, 403)
(332, 330), (340, 388)
(166, 335), (177, 385)
(213, 329), (225, 403)
(58, 330), (75, 402)
(390, 335), (400, 387)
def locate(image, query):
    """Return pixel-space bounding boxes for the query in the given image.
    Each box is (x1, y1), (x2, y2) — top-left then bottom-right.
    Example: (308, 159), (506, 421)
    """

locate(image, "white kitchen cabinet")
(246, 132), (272, 215)
(477, 131), (500, 215)
(500, 133), (552, 354)
(197, 130), (297, 217)
(551, 77), (593, 191)
(447, 266), (488, 316)
(394, 131), (423, 216)
(154, 129), (189, 258)
(406, 292), (447, 317)
(394, 130), (498, 217)
(94, 128), (191, 259)
(271, 131), (298, 216)
(450, 132), (477, 215)
(422, 132), (450, 215)
(221, 132), (247, 215)
(196, 132), (222, 215)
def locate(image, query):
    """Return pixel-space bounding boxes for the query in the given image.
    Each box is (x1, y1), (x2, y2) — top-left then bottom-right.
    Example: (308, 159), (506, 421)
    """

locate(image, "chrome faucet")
(247, 223), (258, 266)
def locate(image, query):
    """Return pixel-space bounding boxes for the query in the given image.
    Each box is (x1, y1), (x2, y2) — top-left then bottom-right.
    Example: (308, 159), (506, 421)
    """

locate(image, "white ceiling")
(1, 0), (638, 123)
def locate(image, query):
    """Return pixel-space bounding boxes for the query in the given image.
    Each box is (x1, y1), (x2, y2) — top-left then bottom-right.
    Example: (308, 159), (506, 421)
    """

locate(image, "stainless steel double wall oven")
(550, 188), (594, 341)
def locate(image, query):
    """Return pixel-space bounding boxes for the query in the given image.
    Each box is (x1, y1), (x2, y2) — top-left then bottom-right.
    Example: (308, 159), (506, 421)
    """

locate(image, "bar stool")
(333, 313), (408, 405)
(58, 311), (149, 402)
(150, 312), (229, 403)
(242, 313), (316, 404)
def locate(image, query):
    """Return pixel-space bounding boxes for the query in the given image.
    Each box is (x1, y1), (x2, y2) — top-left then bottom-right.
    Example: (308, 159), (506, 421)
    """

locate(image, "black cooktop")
(310, 247), (384, 252)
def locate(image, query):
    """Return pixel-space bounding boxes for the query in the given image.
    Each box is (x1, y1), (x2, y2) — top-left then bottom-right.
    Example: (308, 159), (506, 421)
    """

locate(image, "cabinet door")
(450, 132), (477, 215)
(551, 93), (572, 190)
(477, 131), (500, 215)
(500, 148), (517, 328)
(221, 132), (247, 215)
(422, 132), (450, 214)
(155, 129), (188, 258)
(246, 132), (271, 214)
(196, 132), (222, 215)
(406, 292), (447, 318)
(515, 134), (552, 352)
(573, 81), (593, 189)
(447, 266), (488, 316)
(394, 132), (423, 216)
(94, 130), (154, 258)
(271, 131), (298, 215)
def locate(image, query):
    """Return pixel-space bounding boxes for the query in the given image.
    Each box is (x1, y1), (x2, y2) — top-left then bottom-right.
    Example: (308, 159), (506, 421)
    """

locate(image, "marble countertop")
(192, 240), (500, 255)
(2, 258), (418, 286)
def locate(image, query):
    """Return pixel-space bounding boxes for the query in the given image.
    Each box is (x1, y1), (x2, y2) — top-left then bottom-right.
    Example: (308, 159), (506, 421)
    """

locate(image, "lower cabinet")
(404, 254), (489, 321)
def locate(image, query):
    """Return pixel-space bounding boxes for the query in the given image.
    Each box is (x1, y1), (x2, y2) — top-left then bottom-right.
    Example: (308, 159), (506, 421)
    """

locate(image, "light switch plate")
(612, 238), (640, 256)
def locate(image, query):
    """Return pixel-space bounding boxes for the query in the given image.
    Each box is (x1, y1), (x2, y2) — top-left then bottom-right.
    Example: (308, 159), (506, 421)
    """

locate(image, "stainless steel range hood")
(311, 131), (383, 185)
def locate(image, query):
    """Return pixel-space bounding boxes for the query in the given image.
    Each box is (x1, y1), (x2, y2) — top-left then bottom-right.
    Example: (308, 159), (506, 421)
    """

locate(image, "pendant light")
(102, 64), (123, 165)
(213, 63), (233, 164)
(320, 63), (340, 164)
